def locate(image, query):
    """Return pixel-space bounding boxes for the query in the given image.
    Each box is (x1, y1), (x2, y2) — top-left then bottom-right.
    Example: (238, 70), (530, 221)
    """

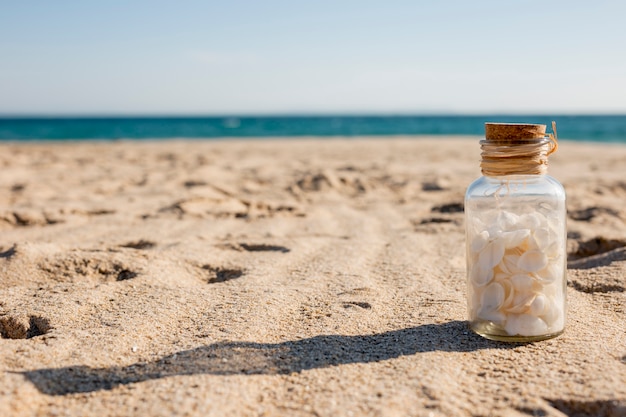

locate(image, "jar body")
(465, 175), (566, 342)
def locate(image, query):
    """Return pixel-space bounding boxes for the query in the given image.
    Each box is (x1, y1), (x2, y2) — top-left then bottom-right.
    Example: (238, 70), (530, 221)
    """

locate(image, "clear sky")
(1, 1), (625, 115)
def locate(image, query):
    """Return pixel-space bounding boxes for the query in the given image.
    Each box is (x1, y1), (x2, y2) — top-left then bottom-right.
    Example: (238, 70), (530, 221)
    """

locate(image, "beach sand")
(0, 137), (624, 417)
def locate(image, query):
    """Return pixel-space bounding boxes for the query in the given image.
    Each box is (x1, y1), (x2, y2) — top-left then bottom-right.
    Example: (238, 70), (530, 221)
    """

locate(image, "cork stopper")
(485, 123), (546, 142)
(480, 121), (558, 176)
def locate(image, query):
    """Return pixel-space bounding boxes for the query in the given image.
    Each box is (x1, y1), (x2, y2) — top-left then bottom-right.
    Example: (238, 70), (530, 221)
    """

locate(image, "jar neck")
(480, 138), (553, 176)
(482, 174), (547, 181)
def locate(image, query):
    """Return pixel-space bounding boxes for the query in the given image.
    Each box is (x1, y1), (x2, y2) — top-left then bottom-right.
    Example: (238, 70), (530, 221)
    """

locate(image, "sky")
(1, 1), (625, 115)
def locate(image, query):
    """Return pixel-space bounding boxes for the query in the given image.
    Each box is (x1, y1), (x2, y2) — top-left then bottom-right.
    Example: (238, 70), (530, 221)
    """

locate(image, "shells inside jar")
(466, 194), (566, 340)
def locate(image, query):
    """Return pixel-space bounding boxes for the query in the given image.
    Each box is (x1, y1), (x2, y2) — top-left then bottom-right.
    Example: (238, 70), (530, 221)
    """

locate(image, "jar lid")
(485, 123), (546, 141)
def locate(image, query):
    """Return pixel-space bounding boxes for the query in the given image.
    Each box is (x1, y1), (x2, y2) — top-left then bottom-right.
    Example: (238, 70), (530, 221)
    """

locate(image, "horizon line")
(2, 112), (626, 119)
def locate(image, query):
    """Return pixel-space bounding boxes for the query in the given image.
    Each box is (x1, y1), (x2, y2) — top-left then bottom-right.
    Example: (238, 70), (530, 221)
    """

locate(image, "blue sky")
(1, 1), (625, 115)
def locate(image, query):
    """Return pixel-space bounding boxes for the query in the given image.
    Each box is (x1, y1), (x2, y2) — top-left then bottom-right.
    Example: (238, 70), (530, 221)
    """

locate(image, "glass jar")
(465, 123), (566, 342)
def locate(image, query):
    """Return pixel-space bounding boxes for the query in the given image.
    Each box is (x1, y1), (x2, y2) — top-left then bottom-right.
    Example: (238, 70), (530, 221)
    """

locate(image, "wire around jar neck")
(480, 122), (558, 177)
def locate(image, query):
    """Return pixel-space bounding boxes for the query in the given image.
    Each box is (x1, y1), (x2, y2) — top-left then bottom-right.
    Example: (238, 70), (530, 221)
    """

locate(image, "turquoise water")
(0, 115), (625, 143)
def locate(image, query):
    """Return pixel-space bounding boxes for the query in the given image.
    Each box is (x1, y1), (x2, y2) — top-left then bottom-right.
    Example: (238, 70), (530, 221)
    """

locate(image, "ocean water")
(0, 115), (625, 143)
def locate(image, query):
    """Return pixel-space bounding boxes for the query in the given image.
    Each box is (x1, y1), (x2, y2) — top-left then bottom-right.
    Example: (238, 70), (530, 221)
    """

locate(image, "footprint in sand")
(418, 217), (456, 225)
(569, 206), (621, 221)
(0, 209), (62, 227)
(412, 217), (462, 235)
(546, 398), (626, 417)
(338, 288), (375, 310)
(156, 197), (302, 220)
(342, 301), (372, 309)
(411, 202), (465, 230)
(217, 242), (290, 253)
(201, 265), (245, 284)
(421, 178), (452, 192)
(119, 240), (156, 250)
(0, 315), (52, 339)
(39, 251), (141, 283)
(567, 237), (626, 293)
(568, 237), (626, 262)
(290, 170), (373, 197)
(431, 202), (464, 214)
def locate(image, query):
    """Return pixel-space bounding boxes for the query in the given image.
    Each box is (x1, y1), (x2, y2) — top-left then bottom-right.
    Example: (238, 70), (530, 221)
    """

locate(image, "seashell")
(530, 227), (555, 251)
(504, 314), (549, 336)
(518, 212), (543, 230)
(545, 241), (561, 259)
(540, 282), (559, 298)
(468, 217), (487, 235)
(486, 224), (502, 240)
(506, 292), (536, 314)
(529, 294), (547, 316)
(537, 263), (562, 284)
(470, 230), (490, 253)
(478, 210), (500, 235)
(547, 316), (564, 333)
(497, 211), (520, 232)
(471, 262), (494, 287)
(546, 212), (562, 233)
(518, 250), (548, 273)
(500, 254), (522, 275)
(478, 210), (499, 225)
(501, 229), (530, 249)
(498, 260), (512, 275)
(480, 282), (505, 312)
(477, 308), (506, 324)
(511, 274), (535, 293)
(499, 279), (516, 310)
(541, 295), (564, 328)
(478, 240), (505, 270)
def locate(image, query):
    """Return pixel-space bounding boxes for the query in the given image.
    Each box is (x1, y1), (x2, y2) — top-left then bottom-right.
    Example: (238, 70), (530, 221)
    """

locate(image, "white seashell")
(518, 213), (543, 230)
(540, 282), (559, 298)
(538, 201), (556, 215)
(518, 250), (548, 273)
(486, 224), (502, 240)
(480, 282), (505, 311)
(537, 263), (562, 284)
(531, 227), (555, 251)
(546, 212), (562, 233)
(501, 254), (522, 275)
(545, 241), (560, 259)
(506, 292), (536, 314)
(529, 294), (547, 316)
(478, 240), (505, 270)
(499, 279), (516, 310)
(541, 295), (564, 328)
(471, 262), (494, 287)
(479, 210), (500, 235)
(497, 211), (520, 231)
(470, 231), (490, 253)
(479, 210), (499, 225)
(546, 309), (564, 332)
(471, 217), (486, 234)
(511, 274), (535, 293)
(477, 308), (506, 324)
(501, 229), (530, 249)
(504, 314), (549, 336)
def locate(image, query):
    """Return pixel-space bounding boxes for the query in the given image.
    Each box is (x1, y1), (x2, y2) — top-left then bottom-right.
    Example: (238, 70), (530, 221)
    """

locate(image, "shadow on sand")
(23, 320), (514, 395)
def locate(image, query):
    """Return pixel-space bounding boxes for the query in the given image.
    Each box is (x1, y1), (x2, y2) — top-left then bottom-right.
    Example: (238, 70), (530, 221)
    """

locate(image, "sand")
(0, 137), (624, 417)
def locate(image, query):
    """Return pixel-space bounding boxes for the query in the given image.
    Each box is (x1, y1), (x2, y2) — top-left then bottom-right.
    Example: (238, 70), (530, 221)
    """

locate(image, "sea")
(0, 115), (625, 143)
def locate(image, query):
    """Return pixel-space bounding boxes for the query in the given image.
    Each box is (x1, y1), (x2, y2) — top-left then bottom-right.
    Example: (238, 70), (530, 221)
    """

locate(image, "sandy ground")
(0, 137), (624, 417)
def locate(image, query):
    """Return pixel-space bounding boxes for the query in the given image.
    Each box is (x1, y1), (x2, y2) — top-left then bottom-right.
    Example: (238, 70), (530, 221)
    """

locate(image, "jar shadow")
(22, 320), (520, 396)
